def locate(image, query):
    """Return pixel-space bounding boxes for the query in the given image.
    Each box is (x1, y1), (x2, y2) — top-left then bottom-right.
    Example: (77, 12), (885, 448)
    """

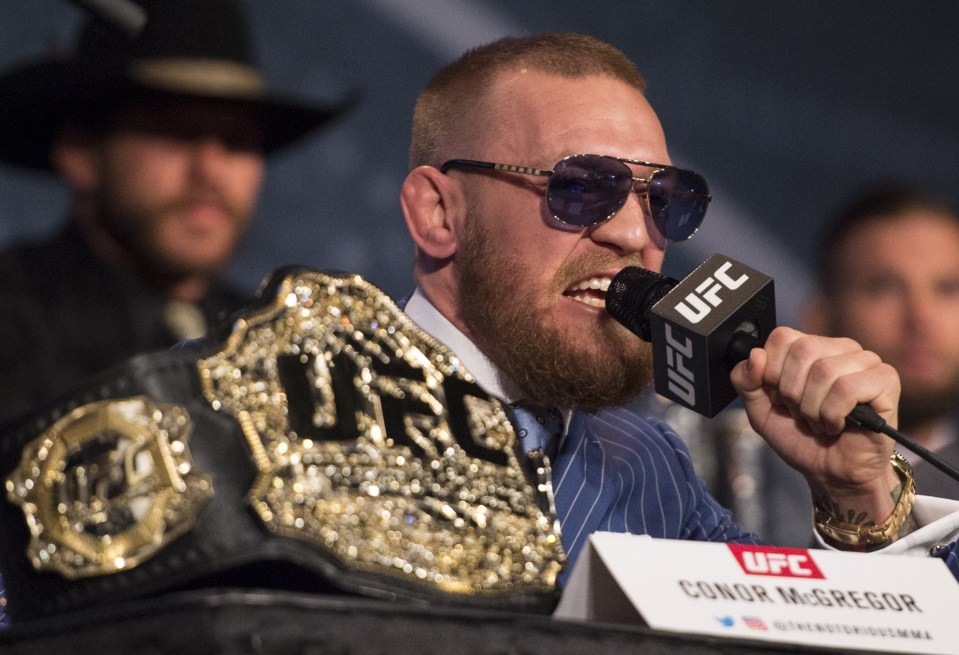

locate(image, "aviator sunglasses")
(441, 154), (711, 241)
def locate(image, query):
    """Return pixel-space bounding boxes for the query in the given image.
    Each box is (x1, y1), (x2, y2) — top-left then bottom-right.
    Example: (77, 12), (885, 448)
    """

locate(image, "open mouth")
(182, 203), (232, 228)
(564, 275), (612, 309)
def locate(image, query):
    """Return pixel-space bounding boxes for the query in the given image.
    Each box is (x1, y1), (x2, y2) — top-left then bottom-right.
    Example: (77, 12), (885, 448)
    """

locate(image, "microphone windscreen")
(606, 267), (677, 341)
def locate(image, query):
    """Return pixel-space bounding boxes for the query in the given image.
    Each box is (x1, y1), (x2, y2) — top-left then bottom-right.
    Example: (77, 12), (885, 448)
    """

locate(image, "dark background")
(2, 0), (958, 326)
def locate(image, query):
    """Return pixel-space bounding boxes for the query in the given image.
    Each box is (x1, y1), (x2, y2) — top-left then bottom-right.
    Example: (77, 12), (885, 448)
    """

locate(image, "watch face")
(814, 451), (916, 548)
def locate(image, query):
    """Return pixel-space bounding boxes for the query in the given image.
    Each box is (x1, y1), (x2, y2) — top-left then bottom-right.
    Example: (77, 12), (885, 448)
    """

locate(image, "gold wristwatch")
(813, 451), (916, 548)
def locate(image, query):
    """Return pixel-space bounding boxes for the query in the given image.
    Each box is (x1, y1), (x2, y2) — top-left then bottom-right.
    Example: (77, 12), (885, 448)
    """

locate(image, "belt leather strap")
(0, 268), (565, 621)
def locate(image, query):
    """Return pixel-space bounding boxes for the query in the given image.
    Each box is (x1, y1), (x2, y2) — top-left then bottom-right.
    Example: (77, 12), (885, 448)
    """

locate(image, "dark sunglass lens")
(648, 168), (710, 241)
(547, 156), (633, 226)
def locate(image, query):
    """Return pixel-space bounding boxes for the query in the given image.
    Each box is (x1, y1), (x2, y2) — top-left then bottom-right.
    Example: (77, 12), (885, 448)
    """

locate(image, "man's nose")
(190, 136), (233, 178)
(586, 190), (664, 255)
(905, 287), (940, 331)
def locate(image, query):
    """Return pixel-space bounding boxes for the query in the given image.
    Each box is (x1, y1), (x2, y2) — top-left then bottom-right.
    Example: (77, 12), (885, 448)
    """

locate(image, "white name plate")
(555, 533), (959, 654)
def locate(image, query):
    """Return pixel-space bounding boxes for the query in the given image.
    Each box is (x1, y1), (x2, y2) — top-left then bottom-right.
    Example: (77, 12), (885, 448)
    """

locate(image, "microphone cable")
(846, 404), (959, 484)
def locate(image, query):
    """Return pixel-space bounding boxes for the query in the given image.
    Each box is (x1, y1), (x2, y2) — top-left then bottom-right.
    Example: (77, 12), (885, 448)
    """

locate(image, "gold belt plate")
(198, 270), (565, 596)
(6, 396), (212, 579)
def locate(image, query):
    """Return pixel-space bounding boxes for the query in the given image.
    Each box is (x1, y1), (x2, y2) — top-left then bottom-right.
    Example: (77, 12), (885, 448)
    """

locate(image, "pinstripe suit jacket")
(549, 404), (959, 588)
(551, 405), (759, 579)
(400, 289), (959, 585)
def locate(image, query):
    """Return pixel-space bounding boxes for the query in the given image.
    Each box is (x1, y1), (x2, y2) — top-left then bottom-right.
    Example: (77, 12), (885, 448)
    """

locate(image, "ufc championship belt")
(0, 268), (566, 621)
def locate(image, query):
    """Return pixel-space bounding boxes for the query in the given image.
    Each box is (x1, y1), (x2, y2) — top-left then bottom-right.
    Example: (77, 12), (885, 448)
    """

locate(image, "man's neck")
(165, 277), (210, 304)
(403, 288), (522, 402)
(75, 212), (212, 304)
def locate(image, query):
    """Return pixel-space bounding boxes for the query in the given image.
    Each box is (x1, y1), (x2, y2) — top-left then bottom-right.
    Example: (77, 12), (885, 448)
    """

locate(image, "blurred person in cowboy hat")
(0, 0), (352, 427)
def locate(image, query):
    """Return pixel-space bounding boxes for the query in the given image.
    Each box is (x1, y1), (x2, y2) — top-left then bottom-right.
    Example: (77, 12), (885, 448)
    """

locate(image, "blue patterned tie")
(509, 403), (563, 459)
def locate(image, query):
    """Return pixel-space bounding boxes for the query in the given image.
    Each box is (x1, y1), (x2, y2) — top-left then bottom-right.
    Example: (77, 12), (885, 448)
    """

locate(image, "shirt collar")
(402, 289), (574, 438)
(403, 288), (516, 402)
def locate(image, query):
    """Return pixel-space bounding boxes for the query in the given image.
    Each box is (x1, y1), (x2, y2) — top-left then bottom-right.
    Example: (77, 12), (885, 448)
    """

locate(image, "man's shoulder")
(3, 221), (118, 286)
(0, 226), (79, 284)
(0, 240), (62, 301)
(0, 233), (56, 267)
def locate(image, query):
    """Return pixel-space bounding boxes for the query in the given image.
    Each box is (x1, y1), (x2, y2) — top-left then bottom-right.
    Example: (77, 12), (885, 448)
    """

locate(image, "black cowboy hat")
(0, 0), (354, 171)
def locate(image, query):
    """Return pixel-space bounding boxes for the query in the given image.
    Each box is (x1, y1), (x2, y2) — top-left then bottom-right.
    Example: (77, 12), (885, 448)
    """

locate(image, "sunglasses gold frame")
(440, 154), (710, 241)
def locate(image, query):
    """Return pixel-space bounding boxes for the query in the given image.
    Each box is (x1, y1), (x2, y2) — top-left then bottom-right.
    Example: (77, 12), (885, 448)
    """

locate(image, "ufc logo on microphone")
(728, 544), (825, 579)
(674, 261), (748, 324)
(664, 325), (695, 405)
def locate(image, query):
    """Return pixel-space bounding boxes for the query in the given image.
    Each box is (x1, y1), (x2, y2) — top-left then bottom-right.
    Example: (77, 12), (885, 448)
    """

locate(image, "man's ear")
(400, 165), (463, 260)
(50, 126), (100, 192)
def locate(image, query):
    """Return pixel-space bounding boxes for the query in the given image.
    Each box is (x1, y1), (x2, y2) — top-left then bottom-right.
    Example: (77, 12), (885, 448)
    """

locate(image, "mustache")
(554, 251), (647, 291)
(160, 188), (239, 218)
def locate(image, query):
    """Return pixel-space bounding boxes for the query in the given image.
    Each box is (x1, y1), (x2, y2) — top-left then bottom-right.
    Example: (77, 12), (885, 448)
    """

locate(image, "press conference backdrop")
(1, 0), (958, 326)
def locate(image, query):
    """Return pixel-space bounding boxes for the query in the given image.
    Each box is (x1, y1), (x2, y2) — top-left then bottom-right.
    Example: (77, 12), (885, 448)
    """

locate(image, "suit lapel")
(552, 409), (617, 565)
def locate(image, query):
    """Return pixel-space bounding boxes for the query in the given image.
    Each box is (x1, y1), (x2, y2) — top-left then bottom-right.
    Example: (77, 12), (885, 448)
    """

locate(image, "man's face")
(85, 97), (265, 279)
(824, 211), (959, 427)
(448, 71), (671, 409)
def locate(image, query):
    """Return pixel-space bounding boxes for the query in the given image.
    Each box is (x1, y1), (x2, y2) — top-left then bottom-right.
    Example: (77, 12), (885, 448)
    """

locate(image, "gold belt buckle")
(6, 396), (212, 579)
(198, 270), (564, 596)
(3, 269), (565, 600)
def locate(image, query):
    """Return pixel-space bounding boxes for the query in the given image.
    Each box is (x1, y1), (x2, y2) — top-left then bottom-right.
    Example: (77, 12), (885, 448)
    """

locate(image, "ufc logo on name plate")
(727, 544), (825, 579)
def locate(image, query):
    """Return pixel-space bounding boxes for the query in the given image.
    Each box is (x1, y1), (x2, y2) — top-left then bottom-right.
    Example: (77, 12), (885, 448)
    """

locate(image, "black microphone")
(606, 255), (959, 484)
(607, 254), (776, 418)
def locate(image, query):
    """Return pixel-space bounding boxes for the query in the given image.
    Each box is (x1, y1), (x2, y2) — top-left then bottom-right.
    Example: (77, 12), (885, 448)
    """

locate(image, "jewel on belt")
(198, 269), (565, 596)
(6, 397), (212, 579)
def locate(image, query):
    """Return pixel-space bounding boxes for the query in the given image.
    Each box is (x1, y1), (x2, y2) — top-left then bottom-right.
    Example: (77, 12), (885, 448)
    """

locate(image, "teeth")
(566, 276), (612, 308)
(569, 277), (611, 292)
(568, 294), (605, 308)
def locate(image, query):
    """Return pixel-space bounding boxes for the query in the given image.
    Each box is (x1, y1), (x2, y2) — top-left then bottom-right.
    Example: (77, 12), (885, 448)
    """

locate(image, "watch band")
(813, 451), (916, 549)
